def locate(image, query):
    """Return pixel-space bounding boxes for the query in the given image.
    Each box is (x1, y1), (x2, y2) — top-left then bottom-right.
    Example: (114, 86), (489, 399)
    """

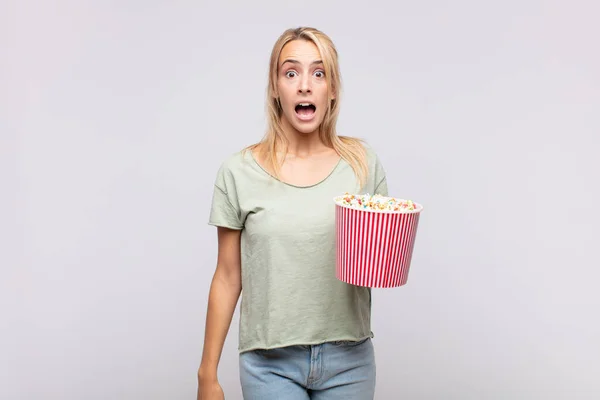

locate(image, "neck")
(279, 118), (329, 158)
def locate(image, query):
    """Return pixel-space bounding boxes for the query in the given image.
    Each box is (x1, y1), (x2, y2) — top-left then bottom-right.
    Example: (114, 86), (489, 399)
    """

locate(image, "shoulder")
(354, 140), (387, 185)
(218, 146), (257, 173)
(364, 144), (386, 185)
(341, 136), (383, 169)
(213, 149), (252, 191)
(362, 142), (381, 164)
(337, 135), (380, 161)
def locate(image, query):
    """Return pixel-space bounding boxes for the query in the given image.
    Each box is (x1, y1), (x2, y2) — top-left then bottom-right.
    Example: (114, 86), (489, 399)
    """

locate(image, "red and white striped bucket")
(334, 197), (423, 288)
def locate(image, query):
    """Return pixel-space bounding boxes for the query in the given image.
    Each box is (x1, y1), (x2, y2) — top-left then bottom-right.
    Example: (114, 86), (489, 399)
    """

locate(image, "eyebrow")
(280, 59), (324, 67)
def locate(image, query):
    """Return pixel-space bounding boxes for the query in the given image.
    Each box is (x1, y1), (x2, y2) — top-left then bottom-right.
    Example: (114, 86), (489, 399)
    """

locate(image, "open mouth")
(295, 102), (316, 118)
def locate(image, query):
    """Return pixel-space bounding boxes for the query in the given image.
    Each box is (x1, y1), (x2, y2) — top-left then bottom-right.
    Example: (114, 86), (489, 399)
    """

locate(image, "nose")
(297, 74), (312, 94)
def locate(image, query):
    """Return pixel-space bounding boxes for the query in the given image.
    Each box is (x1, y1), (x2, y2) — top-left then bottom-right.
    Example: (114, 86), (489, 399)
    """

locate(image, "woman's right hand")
(197, 377), (224, 400)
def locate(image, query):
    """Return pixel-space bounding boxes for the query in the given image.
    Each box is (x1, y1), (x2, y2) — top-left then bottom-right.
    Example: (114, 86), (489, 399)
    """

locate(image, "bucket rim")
(333, 195), (423, 214)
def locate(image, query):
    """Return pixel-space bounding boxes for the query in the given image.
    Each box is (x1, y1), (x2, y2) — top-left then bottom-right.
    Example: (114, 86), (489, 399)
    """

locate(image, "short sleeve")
(208, 162), (244, 230)
(373, 151), (388, 196)
(374, 175), (388, 196)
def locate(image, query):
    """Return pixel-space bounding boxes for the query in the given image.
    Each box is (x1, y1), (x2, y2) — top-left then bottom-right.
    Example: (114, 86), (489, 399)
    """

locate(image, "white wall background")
(3, 0), (599, 399)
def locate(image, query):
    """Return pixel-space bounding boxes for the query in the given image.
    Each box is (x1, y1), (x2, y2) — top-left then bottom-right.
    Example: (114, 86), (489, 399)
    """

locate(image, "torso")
(210, 144), (388, 352)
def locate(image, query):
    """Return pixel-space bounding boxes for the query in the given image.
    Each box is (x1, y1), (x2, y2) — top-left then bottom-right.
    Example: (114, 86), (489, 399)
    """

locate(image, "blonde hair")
(244, 26), (368, 189)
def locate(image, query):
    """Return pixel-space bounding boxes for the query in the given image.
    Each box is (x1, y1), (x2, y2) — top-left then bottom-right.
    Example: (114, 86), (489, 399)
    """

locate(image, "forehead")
(279, 40), (322, 65)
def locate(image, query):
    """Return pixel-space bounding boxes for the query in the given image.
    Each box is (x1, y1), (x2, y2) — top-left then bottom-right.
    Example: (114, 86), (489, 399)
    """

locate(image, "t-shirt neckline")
(247, 149), (343, 189)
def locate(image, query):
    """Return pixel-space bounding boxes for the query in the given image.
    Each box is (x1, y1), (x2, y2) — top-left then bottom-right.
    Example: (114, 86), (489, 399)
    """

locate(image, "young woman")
(197, 26), (388, 400)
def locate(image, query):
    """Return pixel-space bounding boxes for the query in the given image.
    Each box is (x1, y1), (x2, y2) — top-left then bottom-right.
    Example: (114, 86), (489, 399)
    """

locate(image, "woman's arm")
(197, 227), (242, 398)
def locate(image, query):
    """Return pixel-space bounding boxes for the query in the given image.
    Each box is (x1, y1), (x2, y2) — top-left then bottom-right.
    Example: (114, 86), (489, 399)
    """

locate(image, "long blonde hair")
(244, 26), (368, 189)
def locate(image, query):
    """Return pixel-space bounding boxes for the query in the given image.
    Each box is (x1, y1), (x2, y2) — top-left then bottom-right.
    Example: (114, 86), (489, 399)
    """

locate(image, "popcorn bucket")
(333, 195), (423, 288)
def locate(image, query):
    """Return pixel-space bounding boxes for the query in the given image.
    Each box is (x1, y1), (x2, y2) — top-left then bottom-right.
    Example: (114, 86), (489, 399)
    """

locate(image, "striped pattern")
(335, 205), (421, 288)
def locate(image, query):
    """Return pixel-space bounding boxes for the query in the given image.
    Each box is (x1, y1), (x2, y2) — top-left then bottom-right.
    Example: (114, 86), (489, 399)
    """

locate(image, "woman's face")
(276, 39), (331, 136)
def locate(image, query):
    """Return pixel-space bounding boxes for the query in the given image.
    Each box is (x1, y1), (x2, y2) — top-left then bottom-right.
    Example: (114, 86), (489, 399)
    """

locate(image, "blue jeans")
(239, 337), (376, 399)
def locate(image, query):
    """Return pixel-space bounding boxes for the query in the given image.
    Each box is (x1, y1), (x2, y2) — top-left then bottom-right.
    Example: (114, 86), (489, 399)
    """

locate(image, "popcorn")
(335, 193), (417, 212)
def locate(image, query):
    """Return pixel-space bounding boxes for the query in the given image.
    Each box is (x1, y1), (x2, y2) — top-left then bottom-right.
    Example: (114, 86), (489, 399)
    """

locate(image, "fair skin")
(257, 39), (340, 186)
(197, 39), (336, 399)
(197, 227), (241, 400)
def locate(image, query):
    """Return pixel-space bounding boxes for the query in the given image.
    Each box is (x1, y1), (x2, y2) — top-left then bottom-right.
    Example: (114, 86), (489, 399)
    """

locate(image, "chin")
(288, 114), (326, 135)
(293, 123), (321, 135)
